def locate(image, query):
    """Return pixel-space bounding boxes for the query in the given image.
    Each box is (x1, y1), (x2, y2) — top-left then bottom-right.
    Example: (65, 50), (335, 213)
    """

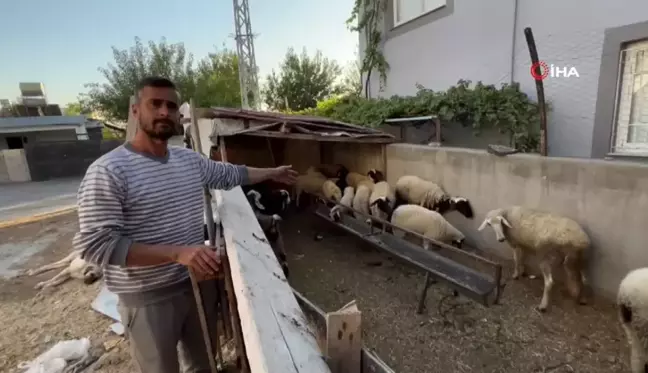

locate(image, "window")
(393, 0), (446, 27)
(612, 39), (648, 154)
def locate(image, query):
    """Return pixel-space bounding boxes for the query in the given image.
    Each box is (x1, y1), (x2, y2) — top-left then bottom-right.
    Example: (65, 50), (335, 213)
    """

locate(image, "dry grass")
(284, 213), (629, 373)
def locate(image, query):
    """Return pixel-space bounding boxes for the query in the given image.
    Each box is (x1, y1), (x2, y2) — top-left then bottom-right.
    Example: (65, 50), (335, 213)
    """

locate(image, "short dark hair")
(136, 76), (176, 92)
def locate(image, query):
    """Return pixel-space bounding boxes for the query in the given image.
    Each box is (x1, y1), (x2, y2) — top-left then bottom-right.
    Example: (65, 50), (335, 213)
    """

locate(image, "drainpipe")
(509, 0), (519, 83)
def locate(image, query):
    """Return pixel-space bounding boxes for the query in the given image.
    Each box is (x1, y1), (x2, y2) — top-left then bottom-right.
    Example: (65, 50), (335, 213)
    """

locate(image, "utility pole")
(232, 0), (260, 110)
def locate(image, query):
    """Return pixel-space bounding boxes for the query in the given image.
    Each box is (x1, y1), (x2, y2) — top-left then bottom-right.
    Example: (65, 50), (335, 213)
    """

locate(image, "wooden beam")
(325, 301), (362, 373)
(125, 95), (137, 141)
(237, 131), (395, 144)
(216, 187), (331, 373)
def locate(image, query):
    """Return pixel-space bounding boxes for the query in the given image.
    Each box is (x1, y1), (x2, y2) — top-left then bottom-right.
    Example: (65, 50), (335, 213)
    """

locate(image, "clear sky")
(0, 0), (358, 106)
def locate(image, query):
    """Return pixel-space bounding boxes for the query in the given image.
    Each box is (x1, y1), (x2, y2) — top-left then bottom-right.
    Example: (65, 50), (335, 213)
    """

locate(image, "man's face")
(133, 86), (181, 141)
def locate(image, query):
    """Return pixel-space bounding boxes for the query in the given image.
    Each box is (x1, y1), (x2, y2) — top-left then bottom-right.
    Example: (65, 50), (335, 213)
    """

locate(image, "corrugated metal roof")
(0, 115), (87, 128)
(198, 107), (395, 144)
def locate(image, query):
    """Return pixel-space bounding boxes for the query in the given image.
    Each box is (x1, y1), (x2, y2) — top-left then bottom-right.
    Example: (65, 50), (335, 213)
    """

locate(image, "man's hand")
(175, 246), (221, 281)
(270, 165), (298, 185)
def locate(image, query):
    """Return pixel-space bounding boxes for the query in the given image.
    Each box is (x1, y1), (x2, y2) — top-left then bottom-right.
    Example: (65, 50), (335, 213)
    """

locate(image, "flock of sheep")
(242, 162), (648, 373)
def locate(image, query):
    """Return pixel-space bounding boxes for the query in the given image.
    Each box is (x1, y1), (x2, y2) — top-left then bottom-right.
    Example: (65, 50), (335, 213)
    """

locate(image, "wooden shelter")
(190, 107), (396, 175)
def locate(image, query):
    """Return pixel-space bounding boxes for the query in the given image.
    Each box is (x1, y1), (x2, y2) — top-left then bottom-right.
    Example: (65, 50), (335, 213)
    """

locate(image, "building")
(361, 0), (648, 159)
(0, 116), (103, 150)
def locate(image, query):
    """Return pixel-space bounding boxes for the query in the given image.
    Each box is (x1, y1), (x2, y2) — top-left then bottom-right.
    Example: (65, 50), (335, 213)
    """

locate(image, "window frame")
(393, 0), (446, 28)
(611, 40), (648, 155)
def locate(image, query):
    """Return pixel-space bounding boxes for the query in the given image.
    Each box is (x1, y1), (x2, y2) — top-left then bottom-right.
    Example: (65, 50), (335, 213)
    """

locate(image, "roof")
(198, 107), (395, 144)
(0, 115), (87, 129)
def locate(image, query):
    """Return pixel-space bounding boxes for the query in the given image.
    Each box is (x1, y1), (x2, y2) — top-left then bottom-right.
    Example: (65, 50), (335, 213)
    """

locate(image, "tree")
(338, 57), (363, 97)
(63, 100), (91, 116)
(262, 48), (342, 111)
(194, 47), (241, 108)
(83, 37), (241, 121)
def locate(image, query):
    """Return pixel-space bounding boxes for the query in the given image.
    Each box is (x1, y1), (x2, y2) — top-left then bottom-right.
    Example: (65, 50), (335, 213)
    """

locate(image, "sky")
(0, 0), (358, 106)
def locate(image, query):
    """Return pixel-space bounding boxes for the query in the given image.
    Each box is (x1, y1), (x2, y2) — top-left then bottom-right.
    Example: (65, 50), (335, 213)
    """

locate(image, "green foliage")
(338, 57), (363, 97)
(291, 80), (545, 153)
(101, 127), (124, 140)
(262, 48), (342, 111)
(83, 37), (241, 121)
(347, 0), (389, 96)
(63, 101), (91, 116)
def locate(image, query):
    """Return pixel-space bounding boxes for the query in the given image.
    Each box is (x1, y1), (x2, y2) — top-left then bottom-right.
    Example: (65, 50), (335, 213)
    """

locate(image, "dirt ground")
(0, 210), (630, 373)
(284, 213), (629, 373)
(0, 213), (133, 373)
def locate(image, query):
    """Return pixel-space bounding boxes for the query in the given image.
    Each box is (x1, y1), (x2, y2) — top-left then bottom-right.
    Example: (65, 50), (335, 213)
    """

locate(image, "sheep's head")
(430, 195), (451, 214)
(452, 237), (465, 249)
(277, 189), (291, 212)
(451, 197), (474, 219)
(324, 181), (343, 203)
(477, 209), (511, 242)
(367, 169), (385, 183)
(82, 265), (102, 285)
(246, 190), (265, 211)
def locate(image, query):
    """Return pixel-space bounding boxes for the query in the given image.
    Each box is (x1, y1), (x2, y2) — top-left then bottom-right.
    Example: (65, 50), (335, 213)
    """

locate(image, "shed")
(191, 107), (396, 175)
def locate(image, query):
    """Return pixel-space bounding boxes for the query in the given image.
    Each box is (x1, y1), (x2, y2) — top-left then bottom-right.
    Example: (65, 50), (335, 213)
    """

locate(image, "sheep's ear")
(500, 216), (513, 228)
(477, 219), (489, 231)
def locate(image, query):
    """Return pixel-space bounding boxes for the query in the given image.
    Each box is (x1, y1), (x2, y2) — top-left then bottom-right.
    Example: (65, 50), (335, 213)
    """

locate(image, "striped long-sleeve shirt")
(73, 143), (249, 306)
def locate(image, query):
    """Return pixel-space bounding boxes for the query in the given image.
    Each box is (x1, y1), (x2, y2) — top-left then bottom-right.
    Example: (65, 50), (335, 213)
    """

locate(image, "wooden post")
(325, 300), (362, 373)
(218, 138), (250, 373)
(125, 95), (137, 141)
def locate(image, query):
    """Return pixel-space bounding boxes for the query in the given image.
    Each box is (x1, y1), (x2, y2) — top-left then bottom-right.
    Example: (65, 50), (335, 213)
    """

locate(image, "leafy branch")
(347, 0), (389, 98)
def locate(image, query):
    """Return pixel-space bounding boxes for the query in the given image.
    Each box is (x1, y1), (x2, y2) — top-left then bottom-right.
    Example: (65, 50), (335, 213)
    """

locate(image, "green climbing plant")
(290, 80), (547, 153)
(347, 0), (389, 98)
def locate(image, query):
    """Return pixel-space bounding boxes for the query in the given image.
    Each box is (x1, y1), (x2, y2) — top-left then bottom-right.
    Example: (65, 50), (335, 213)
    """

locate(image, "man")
(73, 76), (297, 373)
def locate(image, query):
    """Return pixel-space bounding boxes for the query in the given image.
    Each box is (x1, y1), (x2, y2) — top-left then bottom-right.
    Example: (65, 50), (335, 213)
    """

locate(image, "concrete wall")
(24, 140), (123, 181)
(365, 0), (648, 158)
(0, 149), (31, 183)
(0, 129), (77, 150)
(377, 121), (510, 150)
(386, 143), (648, 298)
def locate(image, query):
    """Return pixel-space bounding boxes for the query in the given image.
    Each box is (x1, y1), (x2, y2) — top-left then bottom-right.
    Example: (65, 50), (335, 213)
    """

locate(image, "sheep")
(477, 206), (589, 312)
(242, 181), (291, 217)
(352, 183), (373, 219)
(369, 180), (396, 230)
(294, 173), (342, 208)
(330, 186), (355, 222)
(254, 211), (290, 278)
(617, 268), (648, 373)
(367, 169), (386, 183)
(390, 204), (465, 250)
(394, 175), (474, 219)
(24, 249), (102, 290)
(315, 163), (348, 179)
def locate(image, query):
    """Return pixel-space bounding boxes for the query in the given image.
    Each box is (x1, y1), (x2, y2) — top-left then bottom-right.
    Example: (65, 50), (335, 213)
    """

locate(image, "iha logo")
(530, 61), (580, 80)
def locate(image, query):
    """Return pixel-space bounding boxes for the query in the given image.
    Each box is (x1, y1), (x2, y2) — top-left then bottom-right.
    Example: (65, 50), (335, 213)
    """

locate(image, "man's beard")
(141, 119), (179, 141)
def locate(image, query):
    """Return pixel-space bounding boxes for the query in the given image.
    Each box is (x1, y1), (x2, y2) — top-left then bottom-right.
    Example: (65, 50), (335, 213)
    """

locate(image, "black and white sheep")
(330, 186), (355, 222)
(617, 268), (648, 373)
(242, 181), (291, 217)
(394, 175), (474, 219)
(368, 180), (396, 230)
(390, 204), (465, 250)
(253, 210), (290, 278)
(478, 206), (589, 312)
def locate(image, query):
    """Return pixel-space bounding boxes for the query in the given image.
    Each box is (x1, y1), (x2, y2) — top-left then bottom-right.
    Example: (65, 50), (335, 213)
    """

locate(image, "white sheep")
(352, 182), (373, 219)
(25, 249), (102, 290)
(294, 174), (342, 207)
(617, 268), (648, 373)
(346, 171), (374, 189)
(390, 204), (465, 250)
(478, 206), (589, 312)
(394, 175), (474, 219)
(330, 186), (355, 222)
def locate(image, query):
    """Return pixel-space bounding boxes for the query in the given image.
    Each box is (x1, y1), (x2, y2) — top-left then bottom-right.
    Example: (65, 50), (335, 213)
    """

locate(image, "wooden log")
(325, 300), (362, 373)
(216, 186), (331, 373)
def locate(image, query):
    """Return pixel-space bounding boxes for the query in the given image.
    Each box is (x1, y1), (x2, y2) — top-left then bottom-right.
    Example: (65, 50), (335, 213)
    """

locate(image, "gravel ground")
(284, 212), (629, 373)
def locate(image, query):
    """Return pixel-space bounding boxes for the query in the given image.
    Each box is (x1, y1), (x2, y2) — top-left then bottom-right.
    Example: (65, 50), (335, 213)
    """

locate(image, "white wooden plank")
(217, 187), (331, 373)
